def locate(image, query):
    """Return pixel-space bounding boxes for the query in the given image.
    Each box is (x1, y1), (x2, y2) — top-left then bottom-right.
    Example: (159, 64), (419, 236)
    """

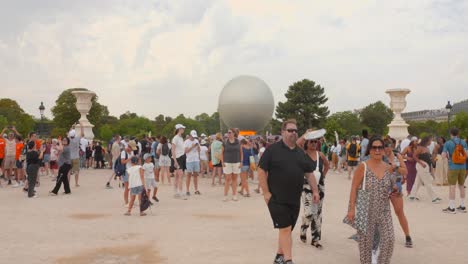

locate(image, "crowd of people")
(0, 120), (467, 264)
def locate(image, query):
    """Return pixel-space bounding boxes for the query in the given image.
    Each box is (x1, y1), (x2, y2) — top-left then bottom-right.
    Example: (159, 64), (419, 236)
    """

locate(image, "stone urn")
(72, 90), (96, 140)
(386, 89), (411, 140)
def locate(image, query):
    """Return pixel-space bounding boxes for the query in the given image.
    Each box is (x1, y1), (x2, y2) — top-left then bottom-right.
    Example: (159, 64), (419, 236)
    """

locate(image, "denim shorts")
(43, 154), (51, 163)
(186, 161), (200, 173)
(122, 171), (129, 183)
(130, 185), (144, 195)
(241, 165), (251, 173)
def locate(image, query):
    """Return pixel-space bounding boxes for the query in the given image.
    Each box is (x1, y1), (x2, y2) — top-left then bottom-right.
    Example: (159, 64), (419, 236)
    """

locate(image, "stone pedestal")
(386, 89), (411, 140)
(72, 90), (96, 140)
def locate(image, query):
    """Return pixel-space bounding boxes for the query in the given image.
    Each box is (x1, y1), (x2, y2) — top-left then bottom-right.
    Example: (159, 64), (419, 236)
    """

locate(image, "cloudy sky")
(1, 0), (467, 120)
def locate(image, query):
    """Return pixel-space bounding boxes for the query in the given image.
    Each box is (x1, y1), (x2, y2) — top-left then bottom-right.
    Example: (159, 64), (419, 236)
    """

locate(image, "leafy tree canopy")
(276, 79), (329, 133)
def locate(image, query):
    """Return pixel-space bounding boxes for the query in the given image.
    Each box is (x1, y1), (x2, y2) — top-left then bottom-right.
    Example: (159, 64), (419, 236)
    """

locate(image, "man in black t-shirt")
(258, 119), (319, 264)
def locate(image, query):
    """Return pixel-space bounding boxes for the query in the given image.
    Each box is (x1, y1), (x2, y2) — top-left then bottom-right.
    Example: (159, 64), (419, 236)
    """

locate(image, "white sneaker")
(232, 196), (238, 201)
(223, 197), (229, 202)
(12, 183), (20, 188)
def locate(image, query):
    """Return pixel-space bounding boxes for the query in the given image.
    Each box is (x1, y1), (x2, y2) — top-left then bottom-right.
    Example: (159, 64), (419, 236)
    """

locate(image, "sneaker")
(105, 185), (113, 189)
(273, 254), (284, 264)
(186, 192), (191, 196)
(29, 194), (39, 198)
(456, 206), (467, 213)
(152, 196), (159, 202)
(222, 197), (229, 202)
(194, 190), (201, 195)
(174, 193), (181, 199)
(405, 236), (413, 248)
(232, 196), (238, 201)
(442, 207), (456, 214)
(182, 194), (188, 200)
(48, 192), (57, 196)
(12, 183), (20, 188)
(432, 198), (442, 203)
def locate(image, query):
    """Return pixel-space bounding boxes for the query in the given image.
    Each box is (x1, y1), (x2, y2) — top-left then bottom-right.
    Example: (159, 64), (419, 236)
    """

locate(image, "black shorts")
(16, 160), (24, 169)
(213, 162), (222, 168)
(348, 160), (358, 167)
(171, 154), (186, 172)
(267, 199), (300, 230)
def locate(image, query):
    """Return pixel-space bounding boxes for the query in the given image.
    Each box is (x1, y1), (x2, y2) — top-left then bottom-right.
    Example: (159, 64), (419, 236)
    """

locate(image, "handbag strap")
(362, 162), (367, 191)
(315, 151), (320, 171)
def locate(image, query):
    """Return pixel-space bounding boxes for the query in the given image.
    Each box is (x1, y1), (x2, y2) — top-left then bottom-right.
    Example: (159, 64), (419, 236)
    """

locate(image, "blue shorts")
(186, 161), (200, 173)
(241, 165), (251, 173)
(122, 171), (129, 183)
(43, 154), (51, 163)
(16, 160), (24, 169)
(130, 185), (144, 195)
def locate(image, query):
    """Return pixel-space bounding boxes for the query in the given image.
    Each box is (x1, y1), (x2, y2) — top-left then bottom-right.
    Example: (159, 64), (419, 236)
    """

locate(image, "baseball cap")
(190, 130), (198, 138)
(201, 133), (206, 137)
(411, 136), (418, 142)
(128, 140), (137, 150)
(175, 124), (186, 129)
(143, 153), (152, 160)
(68, 129), (76, 138)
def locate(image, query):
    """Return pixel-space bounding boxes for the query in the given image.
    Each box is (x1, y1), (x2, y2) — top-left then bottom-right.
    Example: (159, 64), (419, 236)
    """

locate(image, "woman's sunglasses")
(371, 145), (384, 151)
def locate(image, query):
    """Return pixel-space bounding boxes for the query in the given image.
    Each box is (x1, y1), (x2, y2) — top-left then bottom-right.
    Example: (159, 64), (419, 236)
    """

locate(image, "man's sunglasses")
(286, 129), (298, 133)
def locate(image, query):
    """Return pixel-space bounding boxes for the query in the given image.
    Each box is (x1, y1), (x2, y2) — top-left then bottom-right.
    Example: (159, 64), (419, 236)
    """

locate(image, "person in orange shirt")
(13, 135), (25, 188)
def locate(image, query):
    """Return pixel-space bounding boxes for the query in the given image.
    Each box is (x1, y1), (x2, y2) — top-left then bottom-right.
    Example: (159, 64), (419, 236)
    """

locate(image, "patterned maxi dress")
(358, 168), (395, 264)
(300, 152), (325, 242)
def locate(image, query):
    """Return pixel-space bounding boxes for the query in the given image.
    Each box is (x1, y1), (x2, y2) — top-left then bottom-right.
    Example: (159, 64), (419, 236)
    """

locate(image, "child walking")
(143, 153), (159, 202)
(124, 156), (147, 216)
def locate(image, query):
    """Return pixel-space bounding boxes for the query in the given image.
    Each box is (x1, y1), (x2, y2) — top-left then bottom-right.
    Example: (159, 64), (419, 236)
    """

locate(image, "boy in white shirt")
(143, 153), (159, 202)
(124, 156), (146, 216)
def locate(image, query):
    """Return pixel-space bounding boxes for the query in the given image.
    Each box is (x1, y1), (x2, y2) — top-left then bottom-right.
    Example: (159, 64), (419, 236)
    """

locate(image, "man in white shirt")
(185, 130), (201, 195)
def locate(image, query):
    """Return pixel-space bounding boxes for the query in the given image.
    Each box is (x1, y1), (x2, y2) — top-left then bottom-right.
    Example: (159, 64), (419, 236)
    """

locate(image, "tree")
(51, 88), (109, 136)
(326, 111), (362, 138)
(275, 79), (329, 133)
(452, 112), (468, 137)
(359, 101), (394, 135)
(0, 98), (36, 136)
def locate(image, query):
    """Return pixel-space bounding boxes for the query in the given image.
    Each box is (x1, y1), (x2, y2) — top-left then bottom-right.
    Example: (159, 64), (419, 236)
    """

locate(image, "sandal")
(311, 241), (323, 249)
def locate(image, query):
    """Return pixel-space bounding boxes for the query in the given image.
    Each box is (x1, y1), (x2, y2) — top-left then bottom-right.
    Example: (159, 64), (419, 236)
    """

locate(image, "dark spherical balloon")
(218, 75), (274, 131)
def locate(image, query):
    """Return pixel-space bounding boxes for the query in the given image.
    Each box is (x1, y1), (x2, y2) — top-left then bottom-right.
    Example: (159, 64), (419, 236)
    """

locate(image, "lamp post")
(445, 101), (452, 136)
(39, 102), (45, 121)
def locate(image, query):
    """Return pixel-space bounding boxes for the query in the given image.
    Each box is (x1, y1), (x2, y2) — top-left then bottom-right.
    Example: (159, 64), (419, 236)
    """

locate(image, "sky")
(1, 0), (467, 120)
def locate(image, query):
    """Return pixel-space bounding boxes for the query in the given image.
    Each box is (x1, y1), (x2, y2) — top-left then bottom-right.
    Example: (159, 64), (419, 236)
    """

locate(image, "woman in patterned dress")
(347, 136), (395, 264)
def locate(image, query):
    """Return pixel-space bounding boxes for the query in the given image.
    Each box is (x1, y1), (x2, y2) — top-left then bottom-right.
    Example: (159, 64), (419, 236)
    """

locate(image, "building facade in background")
(402, 99), (468, 122)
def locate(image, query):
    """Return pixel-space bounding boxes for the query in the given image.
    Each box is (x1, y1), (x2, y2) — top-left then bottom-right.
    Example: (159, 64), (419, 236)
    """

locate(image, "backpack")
(348, 143), (358, 158)
(114, 152), (128, 176)
(451, 139), (467, 165)
(162, 143), (169, 156)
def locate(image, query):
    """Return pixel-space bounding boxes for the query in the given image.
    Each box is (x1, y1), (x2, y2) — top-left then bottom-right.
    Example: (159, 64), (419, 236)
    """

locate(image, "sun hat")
(304, 129), (326, 140)
(128, 140), (137, 150)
